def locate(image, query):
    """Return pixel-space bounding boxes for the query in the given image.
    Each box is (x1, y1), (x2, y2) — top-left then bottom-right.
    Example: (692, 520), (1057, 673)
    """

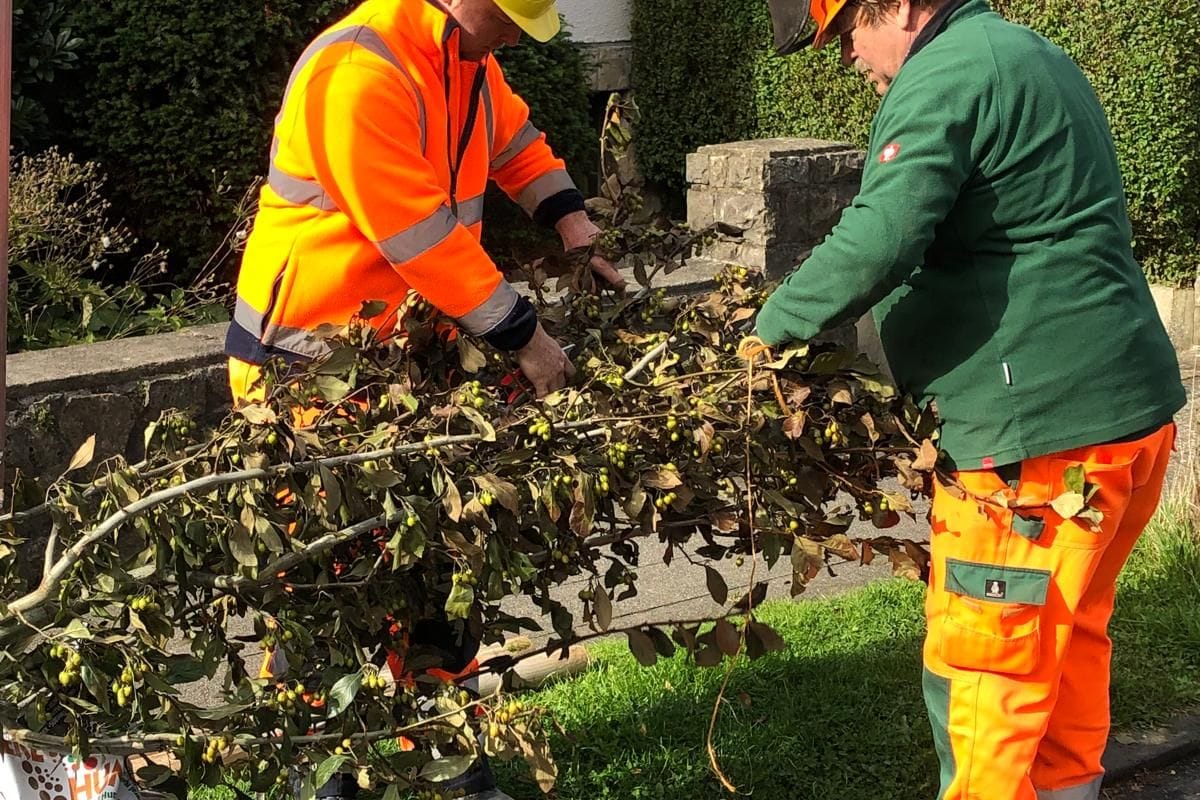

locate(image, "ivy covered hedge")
(631, 0), (1200, 285)
(17, 0), (594, 281)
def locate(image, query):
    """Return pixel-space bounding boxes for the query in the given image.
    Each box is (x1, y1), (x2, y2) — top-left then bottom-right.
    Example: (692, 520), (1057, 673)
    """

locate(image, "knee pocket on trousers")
(939, 559), (1050, 675)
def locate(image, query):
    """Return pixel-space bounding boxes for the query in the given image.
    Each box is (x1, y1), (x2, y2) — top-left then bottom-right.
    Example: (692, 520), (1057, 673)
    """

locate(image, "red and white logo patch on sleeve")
(879, 142), (901, 163)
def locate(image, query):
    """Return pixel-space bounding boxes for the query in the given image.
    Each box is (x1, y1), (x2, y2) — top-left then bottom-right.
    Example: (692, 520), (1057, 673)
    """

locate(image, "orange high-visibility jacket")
(226, 0), (584, 365)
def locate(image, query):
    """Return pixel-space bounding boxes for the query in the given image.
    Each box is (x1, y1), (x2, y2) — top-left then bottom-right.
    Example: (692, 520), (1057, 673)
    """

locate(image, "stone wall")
(5, 325), (231, 487)
(686, 139), (865, 279)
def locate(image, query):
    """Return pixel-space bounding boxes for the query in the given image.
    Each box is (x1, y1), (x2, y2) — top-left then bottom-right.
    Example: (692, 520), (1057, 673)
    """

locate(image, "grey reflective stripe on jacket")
(233, 297), (330, 360)
(517, 170), (577, 214)
(457, 194), (485, 228)
(377, 206), (458, 264)
(268, 25), (428, 212)
(491, 121), (543, 171)
(457, 281), (520, 337)
(1037, 777), (1102, 800)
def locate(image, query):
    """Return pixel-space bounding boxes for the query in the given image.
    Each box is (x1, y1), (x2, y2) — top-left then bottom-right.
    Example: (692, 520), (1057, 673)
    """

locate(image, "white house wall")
(558, 0), (633, 43)
(555, 0), (634, 91)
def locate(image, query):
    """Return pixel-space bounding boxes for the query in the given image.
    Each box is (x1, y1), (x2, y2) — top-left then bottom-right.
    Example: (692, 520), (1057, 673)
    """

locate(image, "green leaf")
(445, 582), (475, 621)
(360, 299), (388, 319)
(315, 375), (351, 403)
(229, 524), (258, 568)
(380, 785), (402, 800)
(326, 672), (363, 719)
(135, 763), (174, 786)
(419, 755), (476, 783)
(63, 618), (92, 640)
(1063, 463), (1086, 495)
(238, 404), (278, 426)
(192, 702), (252, 721)
(164, 656), (206, 684)
(316, 346), (357, 376)
(314, 755), (354, 787)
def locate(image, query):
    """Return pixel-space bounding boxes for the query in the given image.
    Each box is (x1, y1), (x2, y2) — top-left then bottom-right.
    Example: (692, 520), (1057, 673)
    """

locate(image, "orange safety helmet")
(808, 0), (852, 48)
(769, 0), (852, 54)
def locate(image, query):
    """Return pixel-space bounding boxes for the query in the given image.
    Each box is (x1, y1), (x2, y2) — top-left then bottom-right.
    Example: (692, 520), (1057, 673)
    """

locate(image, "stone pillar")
(685, 138), (864, 279)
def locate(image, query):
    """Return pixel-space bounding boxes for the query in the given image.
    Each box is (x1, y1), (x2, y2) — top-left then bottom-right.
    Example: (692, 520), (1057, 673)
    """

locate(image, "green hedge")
(21, 2), (593, 280)
(484, 30), (596, 266)
(631, 0), (1200, 285)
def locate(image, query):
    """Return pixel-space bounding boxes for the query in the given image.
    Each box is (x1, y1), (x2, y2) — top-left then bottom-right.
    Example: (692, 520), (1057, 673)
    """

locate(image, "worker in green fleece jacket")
(757, 1), (1185, 798)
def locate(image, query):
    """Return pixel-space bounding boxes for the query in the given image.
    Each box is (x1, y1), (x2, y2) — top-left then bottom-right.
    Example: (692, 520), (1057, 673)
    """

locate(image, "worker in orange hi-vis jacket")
(226, 0), (623, 797)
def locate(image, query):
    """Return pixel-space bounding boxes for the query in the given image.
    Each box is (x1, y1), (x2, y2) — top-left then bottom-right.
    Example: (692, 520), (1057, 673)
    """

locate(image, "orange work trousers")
(923, 423), (1175, 800)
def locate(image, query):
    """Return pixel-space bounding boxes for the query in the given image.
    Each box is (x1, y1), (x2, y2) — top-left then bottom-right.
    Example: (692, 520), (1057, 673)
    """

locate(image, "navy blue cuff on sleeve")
(481, 294), (538, 351)
(532, 188), (586, 229)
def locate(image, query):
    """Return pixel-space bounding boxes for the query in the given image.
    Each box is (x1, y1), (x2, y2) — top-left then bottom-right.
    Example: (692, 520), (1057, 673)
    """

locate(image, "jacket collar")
(905, 0), (990, 62)
(376, 0), (459, 62)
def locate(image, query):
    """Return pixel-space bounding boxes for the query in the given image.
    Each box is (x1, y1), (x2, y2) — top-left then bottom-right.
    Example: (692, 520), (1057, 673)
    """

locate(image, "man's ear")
(895, 0), (917, 30)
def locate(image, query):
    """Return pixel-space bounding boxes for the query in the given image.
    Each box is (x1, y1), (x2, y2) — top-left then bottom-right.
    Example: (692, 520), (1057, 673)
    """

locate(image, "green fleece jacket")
(756, 0), (1184, 469)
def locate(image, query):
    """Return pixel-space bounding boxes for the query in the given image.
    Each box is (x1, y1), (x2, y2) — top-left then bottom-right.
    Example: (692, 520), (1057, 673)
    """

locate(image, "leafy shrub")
(10, 1), (84, 151)
(6, 150), (227, 353)
(631, 0), (1200, 285)
(45, 0), (358, 280)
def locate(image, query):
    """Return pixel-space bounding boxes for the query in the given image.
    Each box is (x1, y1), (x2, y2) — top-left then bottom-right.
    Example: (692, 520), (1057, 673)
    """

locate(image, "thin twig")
(623, 341), (669, 382)
(705, 338), (771, 794)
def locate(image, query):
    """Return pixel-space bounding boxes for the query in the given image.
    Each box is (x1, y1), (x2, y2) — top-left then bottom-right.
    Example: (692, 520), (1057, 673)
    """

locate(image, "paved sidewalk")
(1104, 754), (1200, 799)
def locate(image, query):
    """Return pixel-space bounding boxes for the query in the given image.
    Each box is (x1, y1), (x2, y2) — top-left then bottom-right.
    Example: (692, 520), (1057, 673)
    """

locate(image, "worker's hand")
(514, 323), (577, 398)
(556, 211), (627, 290)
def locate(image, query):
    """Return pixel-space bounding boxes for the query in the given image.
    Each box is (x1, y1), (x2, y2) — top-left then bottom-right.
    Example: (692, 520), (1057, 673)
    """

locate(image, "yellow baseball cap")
(494, 0), (561, 42)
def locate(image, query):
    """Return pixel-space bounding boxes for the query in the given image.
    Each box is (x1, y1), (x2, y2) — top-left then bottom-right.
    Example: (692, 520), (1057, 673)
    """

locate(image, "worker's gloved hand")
(555, 211), (627, 290)
(514, 323), (576, 398)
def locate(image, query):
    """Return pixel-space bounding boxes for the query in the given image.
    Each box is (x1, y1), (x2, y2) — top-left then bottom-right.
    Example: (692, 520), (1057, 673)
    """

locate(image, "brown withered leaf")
(642, 469), (683, 490)
(887, 547), (922, 581)
(782, 412), (807, 440)
(828, 382), (854, 405)
(913, 439), (939, 471)
(710, 511), (740, 533)
(788, 384), (813, 407)
(822, 533), (859, 561)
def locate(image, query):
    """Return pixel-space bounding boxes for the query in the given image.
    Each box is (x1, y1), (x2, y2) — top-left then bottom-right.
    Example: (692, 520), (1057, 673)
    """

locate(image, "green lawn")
(488, 499), (1200, 800)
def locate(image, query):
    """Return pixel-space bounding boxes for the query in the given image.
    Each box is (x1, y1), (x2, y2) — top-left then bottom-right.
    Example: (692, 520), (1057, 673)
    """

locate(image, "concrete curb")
(1103, 712), (1200, 786)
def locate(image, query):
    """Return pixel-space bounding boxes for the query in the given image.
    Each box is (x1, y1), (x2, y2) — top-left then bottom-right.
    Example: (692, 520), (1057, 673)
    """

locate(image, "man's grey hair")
(848, 0), (949, 25)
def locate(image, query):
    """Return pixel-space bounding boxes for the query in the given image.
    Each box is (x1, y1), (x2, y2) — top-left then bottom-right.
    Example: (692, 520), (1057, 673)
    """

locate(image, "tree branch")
(7, 434), (485, 617)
